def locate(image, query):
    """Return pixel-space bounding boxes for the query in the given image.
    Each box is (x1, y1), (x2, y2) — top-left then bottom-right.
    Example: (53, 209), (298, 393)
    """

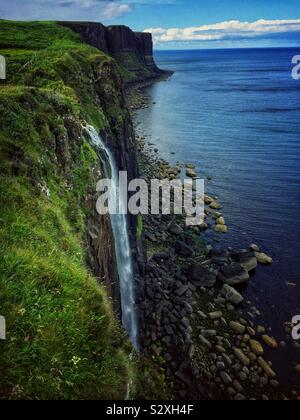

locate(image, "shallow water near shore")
(135, 47), (300, 390)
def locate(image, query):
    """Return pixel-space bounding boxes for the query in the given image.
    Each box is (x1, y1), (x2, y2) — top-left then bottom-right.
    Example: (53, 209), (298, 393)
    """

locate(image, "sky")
(1, 0), (300, 49)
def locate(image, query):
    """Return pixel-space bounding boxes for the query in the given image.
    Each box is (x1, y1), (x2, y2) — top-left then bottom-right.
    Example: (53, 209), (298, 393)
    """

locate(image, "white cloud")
(1, 0), (132, 21)
(102, 2), (131, 19)
(144, 19), (300, 44)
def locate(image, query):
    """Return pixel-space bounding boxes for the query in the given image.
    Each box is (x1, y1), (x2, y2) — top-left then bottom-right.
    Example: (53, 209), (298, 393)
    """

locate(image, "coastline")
(128, 83), (300, 400)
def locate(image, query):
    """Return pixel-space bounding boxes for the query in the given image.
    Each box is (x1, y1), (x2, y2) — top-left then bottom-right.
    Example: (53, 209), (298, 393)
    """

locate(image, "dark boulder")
(218, 262), (250, 285)
(211, 248), (230, 265)
(187, 265), (217, 288)
(231, 250), (257, 272)
(175, 240), (195, 258)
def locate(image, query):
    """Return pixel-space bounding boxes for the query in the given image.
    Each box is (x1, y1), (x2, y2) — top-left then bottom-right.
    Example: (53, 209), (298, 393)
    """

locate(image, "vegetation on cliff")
(0, 21), (167, 400)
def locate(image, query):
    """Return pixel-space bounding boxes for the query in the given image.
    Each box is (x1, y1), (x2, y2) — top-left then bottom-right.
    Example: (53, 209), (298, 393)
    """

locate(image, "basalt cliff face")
(60, 22), (163, 82)
(0, 20), (166, 400)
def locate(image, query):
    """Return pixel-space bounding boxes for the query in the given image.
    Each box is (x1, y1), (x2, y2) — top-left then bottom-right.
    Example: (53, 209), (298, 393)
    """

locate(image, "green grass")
(0, 20), (168, 400)
(0, 20), (135, 400)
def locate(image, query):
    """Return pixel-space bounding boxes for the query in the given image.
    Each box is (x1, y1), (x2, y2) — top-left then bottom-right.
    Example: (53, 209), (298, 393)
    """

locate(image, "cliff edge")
(59, 22), (167, 83)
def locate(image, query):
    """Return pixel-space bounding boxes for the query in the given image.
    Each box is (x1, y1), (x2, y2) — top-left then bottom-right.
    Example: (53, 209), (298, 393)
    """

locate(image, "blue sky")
(2, 0), (300, 49)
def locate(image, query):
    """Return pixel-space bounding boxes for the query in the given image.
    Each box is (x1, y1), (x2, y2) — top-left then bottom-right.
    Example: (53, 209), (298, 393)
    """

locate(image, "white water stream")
(85, 125), (138, 350)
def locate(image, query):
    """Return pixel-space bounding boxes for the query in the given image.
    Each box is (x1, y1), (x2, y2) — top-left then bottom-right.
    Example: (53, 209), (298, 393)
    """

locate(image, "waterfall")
(85, 125), (138, 350)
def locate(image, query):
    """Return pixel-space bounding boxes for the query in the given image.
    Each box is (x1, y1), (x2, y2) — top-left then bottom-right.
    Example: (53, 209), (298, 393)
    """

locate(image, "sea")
(135, 47), (300, 390)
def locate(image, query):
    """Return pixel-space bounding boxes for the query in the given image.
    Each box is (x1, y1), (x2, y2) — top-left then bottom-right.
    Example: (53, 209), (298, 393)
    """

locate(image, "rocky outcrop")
(60, 22), (164, 81)
(60, 21), (109, 53)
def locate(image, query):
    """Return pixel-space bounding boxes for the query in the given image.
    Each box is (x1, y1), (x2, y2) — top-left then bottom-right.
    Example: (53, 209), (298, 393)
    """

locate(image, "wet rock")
(175, 370), (192, 386)
(220, 371), (232, 385)
(249, 339), (264, 356)
(262, 335), (278, 349)
(222, 354), (232, 366)
(221, 284), (244, 306)
(258, 357), (276, 378)
(199, 335), (212, 349)
(257, 325), (266, 335)
(176, 284), (189, 297)
(145, 231), (157, 242)
(198, 310), (207, 319)
(187, 265), (217, 288)
(233, 379), (243, 393)
(186, 163), (196, 170)
(219, 263), (250, 286)
(201, 330), (217, 338)
(211, 248), (230, 265)
(208, 311), (223, 320)
(152, 251), (171, 262)
(231, 250), (258, 272)
(210, 201), (223, 210)
(168, 223), (183, 235)
(188, 344), (195, 358)
(249, 244), (260, 252)
(255, 252), (273, 265)
(216, 216), (226, 226)
(216, 345), (226, 354)
(234, 393), (246, 401)
(186, 168), (197, 178)
(175, 240), (195, 257)
(215, 225), (228, 233)
(230, 321), (246, 334)
(233, 348), (250, 366)
(247, 326), (256, 336)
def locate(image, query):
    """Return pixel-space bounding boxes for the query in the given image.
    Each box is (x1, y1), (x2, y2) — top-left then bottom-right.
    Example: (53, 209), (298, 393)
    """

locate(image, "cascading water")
(85, 125), (138, 350)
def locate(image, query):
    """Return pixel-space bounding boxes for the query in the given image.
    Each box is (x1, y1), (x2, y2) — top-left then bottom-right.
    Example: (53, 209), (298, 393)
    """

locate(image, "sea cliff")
(0, 20), (166, 400)
(60, 22), (165, 82)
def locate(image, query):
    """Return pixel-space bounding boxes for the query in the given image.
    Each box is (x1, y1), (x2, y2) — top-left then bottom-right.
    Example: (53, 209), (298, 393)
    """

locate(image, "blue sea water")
(135, 48), (300, 389)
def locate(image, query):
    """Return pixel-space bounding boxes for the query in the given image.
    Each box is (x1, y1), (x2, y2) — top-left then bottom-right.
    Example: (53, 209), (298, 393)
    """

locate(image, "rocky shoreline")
(129, 86), (300, 401)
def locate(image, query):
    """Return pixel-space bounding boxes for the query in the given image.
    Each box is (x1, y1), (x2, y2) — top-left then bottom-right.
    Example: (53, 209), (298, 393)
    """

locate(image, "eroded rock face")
(107, 25), (137, 52)
(60, 22), (109, 53)
(59, 22), (163, 80)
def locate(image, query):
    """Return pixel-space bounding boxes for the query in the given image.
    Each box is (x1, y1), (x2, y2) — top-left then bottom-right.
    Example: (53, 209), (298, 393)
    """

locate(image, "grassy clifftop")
(0, 21), (167, 400)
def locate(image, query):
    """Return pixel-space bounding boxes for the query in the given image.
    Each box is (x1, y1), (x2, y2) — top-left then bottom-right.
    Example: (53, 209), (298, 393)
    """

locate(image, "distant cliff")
(60, 22), (166, 82)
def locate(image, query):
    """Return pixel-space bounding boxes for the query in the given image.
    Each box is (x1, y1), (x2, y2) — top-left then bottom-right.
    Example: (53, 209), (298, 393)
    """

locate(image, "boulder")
(215, 225), (228, 233)
(199, 335), (212, 349)
(216, 217), (226, 226)
(211, 248), (230, 265)
(221, 284), (244, 306)
(168, 223), (183, 235)
(233, 348), (250, 366)
(218, 263), (250, 286)
(249, 244), (260, 252)
(208, 311), (223, 320)
(262, 335), (278, 349)
(175, 240), (195, 258)
(249, 339), (264, 356)
(230, 321), (246, 335)
(204, 195), (214, 205)
(210, 201), (223, 210)
(255, 252), (273, 265)
(258, 357), (276, 378)
(186, 168), (197, 178)
(187, 265), (217, 288)
(186, 163), (196, 170)
(231, 250), (258, 272)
